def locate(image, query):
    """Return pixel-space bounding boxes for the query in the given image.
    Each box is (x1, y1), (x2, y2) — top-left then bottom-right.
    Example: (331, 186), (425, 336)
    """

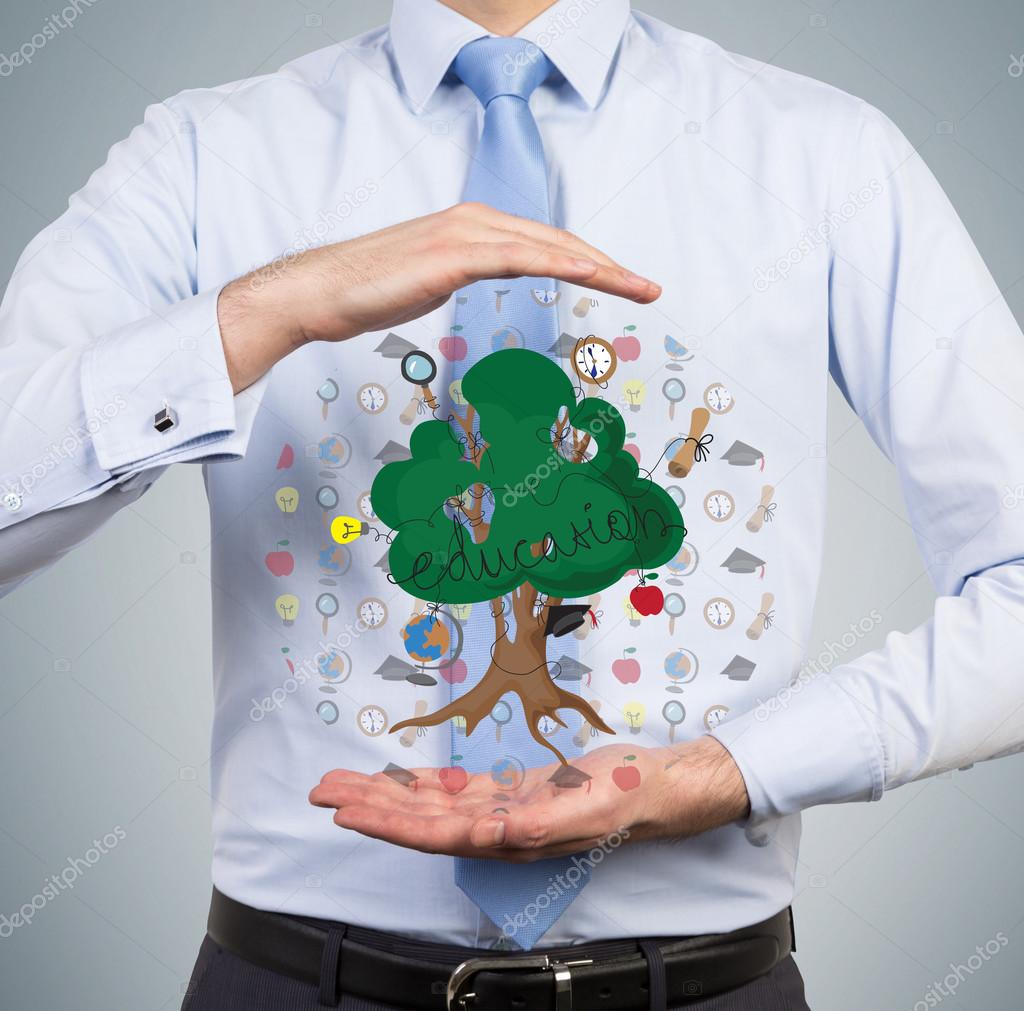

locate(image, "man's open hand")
(309, 737), (750, 861)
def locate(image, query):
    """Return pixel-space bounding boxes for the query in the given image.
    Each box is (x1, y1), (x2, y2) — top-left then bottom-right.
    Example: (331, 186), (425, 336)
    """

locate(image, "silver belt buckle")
(446, 953), (593, 1010)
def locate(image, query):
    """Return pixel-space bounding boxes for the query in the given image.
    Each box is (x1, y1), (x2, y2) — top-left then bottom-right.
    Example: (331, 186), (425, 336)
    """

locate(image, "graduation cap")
(372, 655), (419, 681)
(381, 762), (419, 788)
(375, 440), (412, 464)
(544, 604), (591, 638)
(548, 764), (592, 789)
(374, 551), (391, 574)
(721, 548), (766, 577)
(719, 654), (756, 681)
(375, 332), (418, 359)
(547, 332), (579, 360)
(721, 440), (764, 468)
(551, 655), (593, 684)
(406, 671), (438, 687)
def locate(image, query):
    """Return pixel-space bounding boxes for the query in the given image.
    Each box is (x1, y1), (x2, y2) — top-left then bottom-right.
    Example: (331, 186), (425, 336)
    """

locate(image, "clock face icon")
(357, 705), (388, 737)
(358, 597), (388, 628)
(572, 336), (617, 384)
(703, 490), (735, 522)
(357, 383), (388, 414)
(703, 382), (734, 414)
(531, 288), (560, 307)
(703, 597), (735, 629)
(703, 704), (730, 730)
(536, 715), (560, 736)
(357, 492), (376, 523)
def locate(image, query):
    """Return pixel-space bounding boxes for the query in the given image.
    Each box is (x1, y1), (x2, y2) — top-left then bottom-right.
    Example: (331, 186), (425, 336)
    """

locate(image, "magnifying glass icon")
(316, 700), (340, 726)
(662, 700), (686, 742)
(490, 700), (513, 742)
(666, 485), (685, 510)
(401, 350), (439, 413)
(316, 485), (339, 527)
(317, 378), (339, 420)
(662, 378), (686, 421)
(316, 592), (339, 634)
(663, 592), (685, 634)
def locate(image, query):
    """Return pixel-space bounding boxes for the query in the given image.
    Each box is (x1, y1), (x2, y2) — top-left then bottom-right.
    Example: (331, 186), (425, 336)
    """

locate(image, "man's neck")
(438, 0), (559, 36)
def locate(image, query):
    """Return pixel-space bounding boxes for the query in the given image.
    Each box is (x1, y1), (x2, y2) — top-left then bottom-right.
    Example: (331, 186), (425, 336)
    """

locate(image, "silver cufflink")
(153, 402), (178, 434)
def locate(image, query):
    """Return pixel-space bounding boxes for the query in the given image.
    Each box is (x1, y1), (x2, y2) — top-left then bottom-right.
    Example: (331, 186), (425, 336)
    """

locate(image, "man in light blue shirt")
(3, 0), (1024, 1008)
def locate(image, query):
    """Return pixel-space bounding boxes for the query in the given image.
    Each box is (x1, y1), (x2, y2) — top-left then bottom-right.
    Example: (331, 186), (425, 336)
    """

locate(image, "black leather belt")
(207, 888), (794, 1010)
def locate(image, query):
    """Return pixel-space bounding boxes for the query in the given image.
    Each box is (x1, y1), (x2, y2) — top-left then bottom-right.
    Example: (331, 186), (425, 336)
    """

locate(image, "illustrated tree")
(371, 348), (686, 763)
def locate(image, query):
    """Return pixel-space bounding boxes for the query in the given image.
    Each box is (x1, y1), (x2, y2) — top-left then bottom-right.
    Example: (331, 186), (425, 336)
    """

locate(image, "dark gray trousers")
(182, 933), (812, 1011)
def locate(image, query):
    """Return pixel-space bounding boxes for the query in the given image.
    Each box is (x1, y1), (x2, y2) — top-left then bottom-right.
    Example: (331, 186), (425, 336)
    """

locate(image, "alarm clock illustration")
(357, 492), (376, 523)
(703, 704), (730, 730)
(703, 382), (734, 415)
(358, 597), (388, 628)
(531, 288), (561, 307)
(357, 382), (388, 415)
(703, 490), (735, 522)
(357, 705), (388, 737)
(572, 336), (618, 384)
(703, 597), (735, 629)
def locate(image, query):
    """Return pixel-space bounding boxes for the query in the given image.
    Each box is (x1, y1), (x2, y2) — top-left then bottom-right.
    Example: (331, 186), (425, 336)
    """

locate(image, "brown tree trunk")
(390, 589), (614, 764)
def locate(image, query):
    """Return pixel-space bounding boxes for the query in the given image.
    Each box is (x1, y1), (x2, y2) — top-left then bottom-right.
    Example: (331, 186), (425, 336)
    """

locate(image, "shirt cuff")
(82, 285), (269, 474)
(710, 670), (886, 824)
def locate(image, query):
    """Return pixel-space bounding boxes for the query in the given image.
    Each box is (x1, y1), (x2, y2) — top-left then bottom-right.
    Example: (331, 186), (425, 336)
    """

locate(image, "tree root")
(390, 667), (615, 765)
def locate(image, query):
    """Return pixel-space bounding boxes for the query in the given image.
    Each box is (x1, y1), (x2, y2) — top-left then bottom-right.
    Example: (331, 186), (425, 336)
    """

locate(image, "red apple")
(438, 336), (468, 362)
(276, 443), (295, 469)
(265, 546), (295, 577)
(630, 583), (664, 616)
(612, 764), (641, 792)
(439, 766), (469, 794)
(439, 658), (468, 685)
(624, 442), (641, 464)
(613, 335), (641, 361)
(612, 650), (641, 684)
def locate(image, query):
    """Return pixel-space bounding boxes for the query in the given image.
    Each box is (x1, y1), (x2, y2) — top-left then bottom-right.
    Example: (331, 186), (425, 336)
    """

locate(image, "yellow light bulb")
(275, 486), (300, 513)
(275, 594), (299, 626)
(624, 597), (641, 625)
(622, 379), (647, 412)
(624, 701), (647, 734)
(449, 602), (473, 622)
(330, 515), (368, 545)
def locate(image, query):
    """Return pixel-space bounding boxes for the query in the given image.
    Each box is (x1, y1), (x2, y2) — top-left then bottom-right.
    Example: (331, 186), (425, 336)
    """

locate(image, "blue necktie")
(445, 37), (590, 951)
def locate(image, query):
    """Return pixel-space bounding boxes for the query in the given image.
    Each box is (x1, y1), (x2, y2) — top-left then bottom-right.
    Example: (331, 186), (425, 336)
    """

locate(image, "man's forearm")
(218, 275), (308, 395)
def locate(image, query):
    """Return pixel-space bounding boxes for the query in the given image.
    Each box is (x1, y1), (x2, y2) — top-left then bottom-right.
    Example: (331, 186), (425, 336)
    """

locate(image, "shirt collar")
(389, 0), (631, 111)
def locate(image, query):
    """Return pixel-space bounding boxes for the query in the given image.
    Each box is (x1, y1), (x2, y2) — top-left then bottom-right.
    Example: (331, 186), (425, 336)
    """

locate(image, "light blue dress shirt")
(2, 0), (1024, 946)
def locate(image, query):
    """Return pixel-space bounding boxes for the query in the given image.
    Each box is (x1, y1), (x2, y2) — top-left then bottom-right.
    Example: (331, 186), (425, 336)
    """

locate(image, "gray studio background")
(1, 1), (1023, 1008)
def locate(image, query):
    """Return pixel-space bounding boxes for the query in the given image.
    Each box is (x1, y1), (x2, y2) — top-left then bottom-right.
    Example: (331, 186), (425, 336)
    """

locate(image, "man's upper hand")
(218, 202), (662, 393)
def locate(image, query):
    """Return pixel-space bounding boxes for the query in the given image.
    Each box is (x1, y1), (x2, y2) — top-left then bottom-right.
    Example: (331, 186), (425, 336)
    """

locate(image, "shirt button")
(2, 491), (23, 513)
